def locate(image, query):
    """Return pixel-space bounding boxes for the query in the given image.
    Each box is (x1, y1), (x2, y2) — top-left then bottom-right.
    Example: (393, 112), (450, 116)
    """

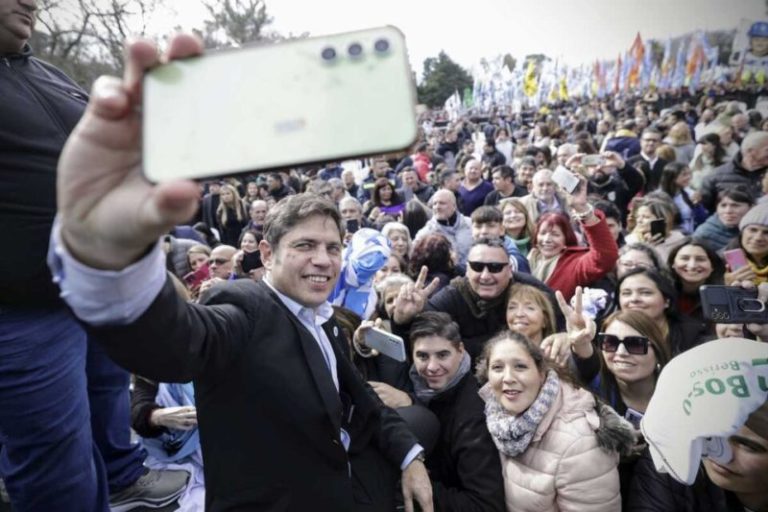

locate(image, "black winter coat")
(0, 45), (88, 305)
(626, 449), (751, 511)
(422, 272), (563, 362)
(700, 153), (767, 212)
(423, 374), (505, 512)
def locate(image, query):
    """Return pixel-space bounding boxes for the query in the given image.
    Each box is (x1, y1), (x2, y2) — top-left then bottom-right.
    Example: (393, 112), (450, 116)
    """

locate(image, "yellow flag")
(524, 60), (538, 97)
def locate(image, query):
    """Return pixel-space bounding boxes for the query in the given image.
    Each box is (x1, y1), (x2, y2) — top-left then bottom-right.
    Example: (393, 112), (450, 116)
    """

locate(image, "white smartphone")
(363, 327), (406, 362)
(143, 26), (418, 182)
(552, 165), (580, 194)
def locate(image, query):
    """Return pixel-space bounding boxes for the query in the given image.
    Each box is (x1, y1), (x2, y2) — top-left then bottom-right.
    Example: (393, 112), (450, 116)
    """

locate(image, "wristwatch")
(414, 450), (426, 464)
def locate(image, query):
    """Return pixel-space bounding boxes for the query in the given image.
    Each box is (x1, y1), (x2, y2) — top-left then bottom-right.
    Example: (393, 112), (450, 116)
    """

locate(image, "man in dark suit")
(628, 127), (667, 193)
(49, 35), (433, 512)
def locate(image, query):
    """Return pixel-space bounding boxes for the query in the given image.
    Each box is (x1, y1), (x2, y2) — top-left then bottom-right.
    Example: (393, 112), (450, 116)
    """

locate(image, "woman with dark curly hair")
(408, 233), (458, 296)
(363, 178), (405, 222)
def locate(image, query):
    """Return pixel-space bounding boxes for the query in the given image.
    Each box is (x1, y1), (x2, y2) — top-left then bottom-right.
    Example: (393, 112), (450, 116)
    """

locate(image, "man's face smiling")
(260, 215), (342, 308)
(0, 0), (36, 54)
(466, 245), (511, 300)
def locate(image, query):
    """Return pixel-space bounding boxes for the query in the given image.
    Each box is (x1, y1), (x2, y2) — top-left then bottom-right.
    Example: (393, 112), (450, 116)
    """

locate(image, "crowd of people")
(3, 7), (768, 512)
(114, 80), (768, 510)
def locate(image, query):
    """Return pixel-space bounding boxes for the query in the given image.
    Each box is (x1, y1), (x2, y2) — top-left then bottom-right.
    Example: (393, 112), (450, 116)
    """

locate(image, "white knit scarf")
(481, 369), (560, 457)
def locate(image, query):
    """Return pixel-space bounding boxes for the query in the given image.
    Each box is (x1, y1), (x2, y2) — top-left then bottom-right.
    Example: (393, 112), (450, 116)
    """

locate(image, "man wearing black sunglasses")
(207, 245), (236, 280)
(394, 238), (562, 362)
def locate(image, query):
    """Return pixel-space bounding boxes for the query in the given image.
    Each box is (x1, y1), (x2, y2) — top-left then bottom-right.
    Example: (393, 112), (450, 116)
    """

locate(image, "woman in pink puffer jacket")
(476, 331), (635, 512)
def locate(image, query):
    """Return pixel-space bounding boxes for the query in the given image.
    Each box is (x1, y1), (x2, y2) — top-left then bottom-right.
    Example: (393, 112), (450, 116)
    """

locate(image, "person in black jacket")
(393, 238), (563, 362)
(699, 132), (768, 212)
(0, 4), (187, 510)
(373, 312), (506, 512)
(627, 403), (768, 512)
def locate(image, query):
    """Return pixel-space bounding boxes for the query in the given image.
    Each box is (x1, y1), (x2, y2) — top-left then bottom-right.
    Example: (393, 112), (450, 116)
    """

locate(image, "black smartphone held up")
(649, 219), (666, 239)
(700, 285), (768, 324)
(346, 218), (360, 234)
(241, 251), (263, 274)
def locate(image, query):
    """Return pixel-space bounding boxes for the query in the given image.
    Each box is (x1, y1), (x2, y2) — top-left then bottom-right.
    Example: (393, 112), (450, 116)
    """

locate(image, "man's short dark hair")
(471, 206), (503, 225)
(410, 311), (462, 349)
(717, 186), (755, 207)
(269, 172), (284, 183)
(524, 146), (543, 158)
(642, 127), (662, 139)
(491, 165), (515, 181)
(439, 170), (457, 187)
(263, 193), (343, 247)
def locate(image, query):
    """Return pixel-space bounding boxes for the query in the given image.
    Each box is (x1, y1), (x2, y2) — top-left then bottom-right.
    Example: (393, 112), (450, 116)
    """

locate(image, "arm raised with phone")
(58, 36), (203, 271)
(54, 34), (435, 512)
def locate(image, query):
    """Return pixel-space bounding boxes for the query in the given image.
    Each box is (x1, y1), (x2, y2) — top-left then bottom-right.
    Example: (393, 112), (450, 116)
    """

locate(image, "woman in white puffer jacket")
(476, 331), (635, 512)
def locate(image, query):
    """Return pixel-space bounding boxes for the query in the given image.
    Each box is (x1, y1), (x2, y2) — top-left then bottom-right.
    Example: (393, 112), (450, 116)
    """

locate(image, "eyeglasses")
(597, 333), (650, 355)
(209, 258), (230, 265)
(467, 261), (507, 273)
(618, 260), (650, 270)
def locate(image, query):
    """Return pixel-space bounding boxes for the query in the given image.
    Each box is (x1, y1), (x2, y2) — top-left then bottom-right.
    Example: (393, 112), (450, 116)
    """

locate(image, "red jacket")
(546, 215), (619, 302)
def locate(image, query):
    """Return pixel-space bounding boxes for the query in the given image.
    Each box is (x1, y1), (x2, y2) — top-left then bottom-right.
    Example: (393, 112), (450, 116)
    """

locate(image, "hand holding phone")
(581, 154), (604, 167)
(649, 219), (666, 240)
(552, 166), (580, 195)
(362, 327), (406, 362)
(700, 285), (768, 324)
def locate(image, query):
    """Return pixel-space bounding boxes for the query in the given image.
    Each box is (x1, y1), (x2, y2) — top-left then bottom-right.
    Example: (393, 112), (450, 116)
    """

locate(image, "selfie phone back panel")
(143, 26), (418, 182)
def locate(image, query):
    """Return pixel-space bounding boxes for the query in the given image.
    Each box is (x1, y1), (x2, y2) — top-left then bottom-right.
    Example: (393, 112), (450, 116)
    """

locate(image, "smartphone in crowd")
(581, 154), (604, 167)
(143, 26), (418, 182)
(649, 219), (666, 239)
(724, 248), (749, 271)
(183, 264), (210, 289)
(241, 251), (263, 274)
(345, 218), (360, 234)
(363, 327), (406, 362)
(551, 165), (580, 194)
(700, 285), (768, 324)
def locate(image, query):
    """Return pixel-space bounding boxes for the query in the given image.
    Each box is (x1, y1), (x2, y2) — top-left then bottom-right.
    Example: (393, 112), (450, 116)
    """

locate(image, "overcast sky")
(155, 0), (765, 76)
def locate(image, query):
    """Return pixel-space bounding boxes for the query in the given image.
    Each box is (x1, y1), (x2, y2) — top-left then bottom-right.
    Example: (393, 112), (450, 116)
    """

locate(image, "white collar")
(263, 277), (334, 324)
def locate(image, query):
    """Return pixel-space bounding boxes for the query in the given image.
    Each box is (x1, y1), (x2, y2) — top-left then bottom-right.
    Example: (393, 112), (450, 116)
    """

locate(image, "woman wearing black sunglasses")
(593, 309), (672, 508)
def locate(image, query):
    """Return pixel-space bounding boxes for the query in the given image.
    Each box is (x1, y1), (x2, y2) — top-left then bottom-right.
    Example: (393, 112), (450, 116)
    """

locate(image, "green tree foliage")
(198, 0), (274, 48)
(31, 0), (161, 87)
(416, 51), (473, 108)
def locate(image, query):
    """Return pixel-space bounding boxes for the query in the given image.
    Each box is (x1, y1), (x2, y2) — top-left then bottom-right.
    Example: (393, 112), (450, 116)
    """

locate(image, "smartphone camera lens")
(321, 47), (337, 61)
(374, 38), (390, 53)
(348, 42), (363, 58)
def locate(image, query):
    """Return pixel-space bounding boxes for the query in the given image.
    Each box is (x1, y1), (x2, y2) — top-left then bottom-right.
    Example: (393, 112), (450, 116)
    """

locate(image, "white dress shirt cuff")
(47, 217), (167, 326)
(400, 443), (425, 470)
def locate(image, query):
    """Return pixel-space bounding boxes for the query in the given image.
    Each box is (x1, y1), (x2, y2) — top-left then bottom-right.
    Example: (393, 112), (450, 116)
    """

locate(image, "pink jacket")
(499, 383), (621, 512)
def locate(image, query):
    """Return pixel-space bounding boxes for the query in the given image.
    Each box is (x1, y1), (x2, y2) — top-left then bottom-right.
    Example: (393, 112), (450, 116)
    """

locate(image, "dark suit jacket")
(88, 278), (418, 511)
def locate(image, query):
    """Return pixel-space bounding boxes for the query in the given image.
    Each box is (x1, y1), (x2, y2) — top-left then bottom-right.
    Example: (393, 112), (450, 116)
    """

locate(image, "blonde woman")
(215, 184), (248, 246)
